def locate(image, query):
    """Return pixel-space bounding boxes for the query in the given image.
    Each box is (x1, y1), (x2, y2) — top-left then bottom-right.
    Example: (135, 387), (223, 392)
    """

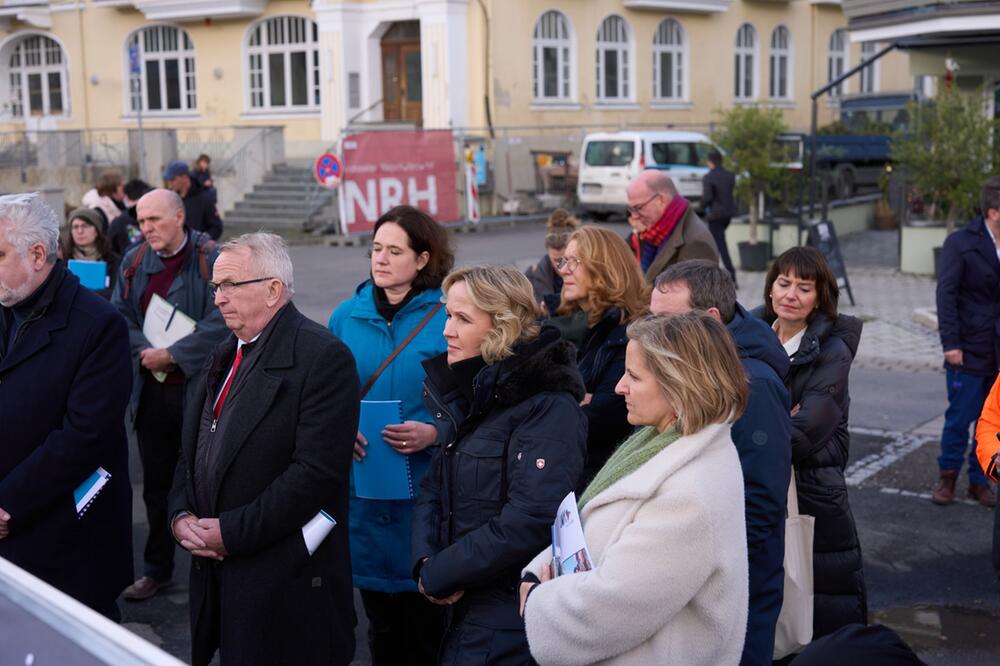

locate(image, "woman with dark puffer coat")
(755, 246), (867, 641)
(412, 264), (587, 665)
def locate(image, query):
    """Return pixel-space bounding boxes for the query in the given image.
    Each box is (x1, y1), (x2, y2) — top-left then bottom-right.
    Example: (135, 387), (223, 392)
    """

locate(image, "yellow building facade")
(0, 0), (914, 157)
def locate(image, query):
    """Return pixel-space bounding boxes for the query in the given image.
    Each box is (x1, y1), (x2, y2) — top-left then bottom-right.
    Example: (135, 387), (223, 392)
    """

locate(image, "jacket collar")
(967, 216), (1000, 274)
(0, 261), (73, 371)
(644, 207), (694, 279)
(348, 280), (441, 321)
(582, 423), (731, 513)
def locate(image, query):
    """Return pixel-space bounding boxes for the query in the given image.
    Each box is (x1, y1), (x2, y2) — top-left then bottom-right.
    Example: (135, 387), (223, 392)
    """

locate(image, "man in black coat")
(652, 260), (792, 666)
(702, 150), (738, 284)
(933, 175), (1000, 507)
(107, 178), (152, 255)
(0, 192), (133, 619)
(169, 232), (360, 666)
(163, 160), (223, 240)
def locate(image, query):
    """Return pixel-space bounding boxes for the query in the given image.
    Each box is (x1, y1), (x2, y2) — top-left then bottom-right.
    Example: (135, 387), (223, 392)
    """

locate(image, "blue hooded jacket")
(329, 281), (447, 592)
(728, 303), (792, 666)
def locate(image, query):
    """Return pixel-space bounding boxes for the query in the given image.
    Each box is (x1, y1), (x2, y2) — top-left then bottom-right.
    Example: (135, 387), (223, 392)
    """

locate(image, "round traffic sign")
(315, 152), (343, 188)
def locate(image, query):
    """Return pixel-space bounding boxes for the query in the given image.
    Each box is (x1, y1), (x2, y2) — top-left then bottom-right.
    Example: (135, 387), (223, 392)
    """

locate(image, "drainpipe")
(76, 4), (92, 134)
(476, 0), (494, 139)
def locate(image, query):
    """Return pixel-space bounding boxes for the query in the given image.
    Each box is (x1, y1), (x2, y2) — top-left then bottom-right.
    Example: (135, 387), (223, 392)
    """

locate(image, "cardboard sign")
(340, 131), (459, 234)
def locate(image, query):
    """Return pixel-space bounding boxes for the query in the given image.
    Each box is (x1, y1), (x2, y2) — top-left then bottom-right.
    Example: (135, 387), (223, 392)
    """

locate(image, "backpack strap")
(121, 242), (149, 300)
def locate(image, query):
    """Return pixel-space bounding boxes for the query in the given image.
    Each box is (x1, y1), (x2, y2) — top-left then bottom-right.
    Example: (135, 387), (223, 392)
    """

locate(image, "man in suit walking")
(169, 232), (360, 665)
(0, 193), (133, 618)
(702, 150), (739, 284)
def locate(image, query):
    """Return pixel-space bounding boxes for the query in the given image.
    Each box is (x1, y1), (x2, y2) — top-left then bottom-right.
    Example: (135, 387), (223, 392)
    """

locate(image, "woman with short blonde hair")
(550, 225), (649, 489)
(413, 264), (588, 665)
(520, 312), (750, 665)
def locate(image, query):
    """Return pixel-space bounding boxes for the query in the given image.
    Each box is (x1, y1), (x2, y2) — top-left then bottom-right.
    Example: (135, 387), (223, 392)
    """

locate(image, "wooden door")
(381, 41), (422, 125)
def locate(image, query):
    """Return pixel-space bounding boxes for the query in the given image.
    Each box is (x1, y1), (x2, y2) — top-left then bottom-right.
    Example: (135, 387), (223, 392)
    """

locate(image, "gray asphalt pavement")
(118, 222), (999, 665)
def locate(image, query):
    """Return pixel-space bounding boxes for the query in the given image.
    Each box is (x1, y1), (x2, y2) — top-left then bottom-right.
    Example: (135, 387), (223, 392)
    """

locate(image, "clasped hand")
(354, 421), (437, 461)
(173, 514), (227, 560)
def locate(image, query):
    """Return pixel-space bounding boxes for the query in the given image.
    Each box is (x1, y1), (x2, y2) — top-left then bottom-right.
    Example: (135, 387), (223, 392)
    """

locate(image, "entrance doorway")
(380, 21), (422, 125)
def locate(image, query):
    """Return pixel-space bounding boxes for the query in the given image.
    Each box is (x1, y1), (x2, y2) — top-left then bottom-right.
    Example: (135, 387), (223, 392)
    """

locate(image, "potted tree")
(713, 105), (789, 271)
(891, 83), (998, 274)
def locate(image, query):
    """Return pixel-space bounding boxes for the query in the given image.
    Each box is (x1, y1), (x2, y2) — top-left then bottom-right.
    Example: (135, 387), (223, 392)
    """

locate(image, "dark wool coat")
(182, 179), (223, 240)
(0, 263), (133, 614)
(636, 206), (720, 284)
(168, 304), (360, 666)
(702, 166), (738, 221)
(576, 307), (632, 489)
(936, 216), (1000, 377)
(755, 308), (867, 640)
(412, 327), (587, 634)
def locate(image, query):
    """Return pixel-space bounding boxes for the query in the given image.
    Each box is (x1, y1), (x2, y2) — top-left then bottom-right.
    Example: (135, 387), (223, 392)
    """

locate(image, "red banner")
(340, 130), (459, 234)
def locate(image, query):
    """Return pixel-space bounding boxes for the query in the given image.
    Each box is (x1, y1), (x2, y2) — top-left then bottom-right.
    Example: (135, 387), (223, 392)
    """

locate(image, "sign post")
(129, 44), (145, 181)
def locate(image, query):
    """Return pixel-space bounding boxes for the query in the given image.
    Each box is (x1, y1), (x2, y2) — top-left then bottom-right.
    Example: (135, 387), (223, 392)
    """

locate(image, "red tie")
(213, 345), (244, 419)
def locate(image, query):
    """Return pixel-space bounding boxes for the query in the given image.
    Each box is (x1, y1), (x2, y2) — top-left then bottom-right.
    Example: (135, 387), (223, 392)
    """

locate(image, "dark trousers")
(134, 379), (184, 582)
(360, 589), (445, 666)
(939, 367), (991, 485)
(709, 218), (737, 283)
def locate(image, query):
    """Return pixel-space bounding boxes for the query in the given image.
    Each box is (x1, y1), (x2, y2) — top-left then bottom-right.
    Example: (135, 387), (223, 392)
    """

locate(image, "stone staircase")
(224, 163), (335, 231)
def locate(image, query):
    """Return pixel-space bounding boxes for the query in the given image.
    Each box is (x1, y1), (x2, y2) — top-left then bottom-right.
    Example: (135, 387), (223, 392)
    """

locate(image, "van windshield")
(651, 142), (713, 167)
(584, 141), (635, 167)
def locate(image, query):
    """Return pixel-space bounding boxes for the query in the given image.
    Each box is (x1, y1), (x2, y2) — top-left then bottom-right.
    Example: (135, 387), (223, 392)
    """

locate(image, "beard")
(0, 257), (36, 307)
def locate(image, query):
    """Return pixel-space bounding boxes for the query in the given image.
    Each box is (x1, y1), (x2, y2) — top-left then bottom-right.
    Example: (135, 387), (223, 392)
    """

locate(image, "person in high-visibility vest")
(975, 375), (1000, 483)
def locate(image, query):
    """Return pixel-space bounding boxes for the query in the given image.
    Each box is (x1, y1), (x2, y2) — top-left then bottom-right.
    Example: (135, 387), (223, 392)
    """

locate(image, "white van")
(576, 131), (716, 217)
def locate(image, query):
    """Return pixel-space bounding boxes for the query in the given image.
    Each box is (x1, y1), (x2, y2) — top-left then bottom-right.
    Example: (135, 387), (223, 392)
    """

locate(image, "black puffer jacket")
(756, 308), (867, 639)
(576, 307), (632, 489)
(412, 327), (587, 630)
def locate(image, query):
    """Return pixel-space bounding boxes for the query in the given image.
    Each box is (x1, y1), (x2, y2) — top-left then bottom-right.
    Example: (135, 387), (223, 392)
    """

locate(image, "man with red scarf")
(625, 170), (718, 283)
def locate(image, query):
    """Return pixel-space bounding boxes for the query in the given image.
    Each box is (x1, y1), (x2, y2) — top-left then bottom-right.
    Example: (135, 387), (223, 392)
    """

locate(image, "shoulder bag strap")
(360, 302), (443, 399)
(121, 242), (149, 300)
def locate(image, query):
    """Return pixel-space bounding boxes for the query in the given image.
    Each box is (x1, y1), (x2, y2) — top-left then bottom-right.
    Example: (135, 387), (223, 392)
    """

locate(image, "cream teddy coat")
(523, 422), (749, 666)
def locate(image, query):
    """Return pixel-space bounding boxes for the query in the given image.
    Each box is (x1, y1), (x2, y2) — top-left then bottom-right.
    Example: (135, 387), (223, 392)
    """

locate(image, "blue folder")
(68, 260), (108, 290)
(352, 400), (414, 500)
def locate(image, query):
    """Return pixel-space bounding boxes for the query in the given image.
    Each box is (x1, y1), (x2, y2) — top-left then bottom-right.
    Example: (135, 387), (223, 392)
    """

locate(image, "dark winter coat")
(525, 255), (563, 315)
(703, 166), (737, 221)
(412, 327), (587, 634)
(0, 262), (133, 615)
(182, 179), (223, 240)
(728, 303), (792, 665)
(168, 303), (360, 666)
(755, 307), (867, 639)
(576, 307), (632, 489)
(107, 205), (143, 256)
(936, 216), (1000, 377)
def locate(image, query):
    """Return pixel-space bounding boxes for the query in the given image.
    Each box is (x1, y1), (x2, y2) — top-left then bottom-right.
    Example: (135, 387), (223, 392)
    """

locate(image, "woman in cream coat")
(519, 313), (751, 666)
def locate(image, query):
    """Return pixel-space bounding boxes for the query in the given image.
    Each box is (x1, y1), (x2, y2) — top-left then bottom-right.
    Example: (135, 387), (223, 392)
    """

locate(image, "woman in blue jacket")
(329, 205), (453, 665)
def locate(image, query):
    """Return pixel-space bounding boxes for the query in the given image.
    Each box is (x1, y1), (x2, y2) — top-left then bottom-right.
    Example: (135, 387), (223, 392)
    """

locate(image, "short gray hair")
(655, 259), (737, 324)
(220, 232), (295, 296)
(0, 193), (60, 263)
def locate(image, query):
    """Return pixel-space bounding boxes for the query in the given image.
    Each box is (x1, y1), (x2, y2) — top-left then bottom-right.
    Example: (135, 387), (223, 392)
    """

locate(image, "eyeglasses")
(554, 256), (581, 273)
(208, 277), (274, 296)
(626, 193), (660, 217)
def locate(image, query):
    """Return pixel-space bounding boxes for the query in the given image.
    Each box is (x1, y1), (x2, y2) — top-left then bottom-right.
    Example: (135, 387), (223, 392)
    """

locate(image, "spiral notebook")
(353, 400), (414, 500)
(74, 467), (111, 518)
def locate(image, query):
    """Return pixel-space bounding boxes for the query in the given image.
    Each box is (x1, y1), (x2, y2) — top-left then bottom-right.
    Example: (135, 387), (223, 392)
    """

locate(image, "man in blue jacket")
(0, 193), (133, 618)
(652, 259), (792, 666)
(933, 176), (1000, 507)
(112, 189), (229, 600)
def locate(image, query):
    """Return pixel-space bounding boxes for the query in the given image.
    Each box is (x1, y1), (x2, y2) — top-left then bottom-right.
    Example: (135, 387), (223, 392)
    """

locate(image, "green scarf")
(578, 424), (682, 510)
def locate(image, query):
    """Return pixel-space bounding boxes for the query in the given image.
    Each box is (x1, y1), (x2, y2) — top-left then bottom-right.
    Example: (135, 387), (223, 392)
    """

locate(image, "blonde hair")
(544, 208), (579, 251)
(557, 226), (649, 326)
(442, 265), (541, 364)
(627, 313), (748, 436)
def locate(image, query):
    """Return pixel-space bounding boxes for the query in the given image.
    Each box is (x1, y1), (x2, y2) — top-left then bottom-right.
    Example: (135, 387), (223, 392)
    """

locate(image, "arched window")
(828, 29), (849, 97)
(769, 26), (791, 100)
(8, 35), (68, 118)
(247, 15), (320, 111)
(859, 41), (878, 94)
(532, 10), (573, 101)
(734, 23), (757, 100)
(596, 15), (631, 101)
(127, 25), (196, 113)
(653, 18), (685, 101)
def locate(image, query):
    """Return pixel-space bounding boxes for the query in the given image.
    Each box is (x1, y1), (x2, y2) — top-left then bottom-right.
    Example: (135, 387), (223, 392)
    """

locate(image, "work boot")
(122, 576), (168, 601)
(932, 470), (958, 505)
(968, 484), (998, 508)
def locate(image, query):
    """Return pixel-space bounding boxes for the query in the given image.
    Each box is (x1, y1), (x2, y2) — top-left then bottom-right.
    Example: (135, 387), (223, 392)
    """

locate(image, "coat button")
(435, 412), (442, 418)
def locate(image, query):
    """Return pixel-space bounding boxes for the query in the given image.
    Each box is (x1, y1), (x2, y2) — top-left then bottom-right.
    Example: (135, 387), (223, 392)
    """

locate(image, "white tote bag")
(773, 470), (815, 660)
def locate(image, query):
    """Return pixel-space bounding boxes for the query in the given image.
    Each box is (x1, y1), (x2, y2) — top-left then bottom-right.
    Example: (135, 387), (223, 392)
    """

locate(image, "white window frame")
(768, 26), (792, 102)
(734, 23), (758, 101)
(125, 25), (197, 116)
(7, 34), (69, 119)
(859, 41), (879, 94)
(595, 14), (634, 103)
(532, 10), (575, 103)
(245, 15), (321, 113)
(828, 28), (849, 97)
(652, 18), (686, 102)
